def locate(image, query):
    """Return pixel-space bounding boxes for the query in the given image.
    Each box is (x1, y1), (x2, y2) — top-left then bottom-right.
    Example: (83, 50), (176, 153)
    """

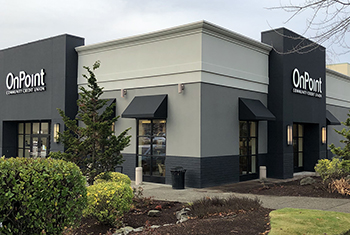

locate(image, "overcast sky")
(1, 0), (349, 63)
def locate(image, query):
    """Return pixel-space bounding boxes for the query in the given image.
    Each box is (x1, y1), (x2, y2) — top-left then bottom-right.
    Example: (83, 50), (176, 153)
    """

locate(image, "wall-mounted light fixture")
(322, 126), (327, 144)
(121, 89), (127, 98)
(287, 125), (293, 145)
(54, 123), (60, 143)
(178, 83), (185, 94)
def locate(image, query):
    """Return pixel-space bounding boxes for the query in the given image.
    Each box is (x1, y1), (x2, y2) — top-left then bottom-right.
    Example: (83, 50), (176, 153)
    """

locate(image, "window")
(293, 123), (304, 170)
(18, 121), (50, 158)
(137, 119), (166, 182)
(239, 121), (258, 179)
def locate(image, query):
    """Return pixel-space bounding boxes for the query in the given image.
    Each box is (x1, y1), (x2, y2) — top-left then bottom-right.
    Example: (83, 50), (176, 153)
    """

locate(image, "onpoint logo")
(5, 69), (46, 95)
(292, 68), (322, 98)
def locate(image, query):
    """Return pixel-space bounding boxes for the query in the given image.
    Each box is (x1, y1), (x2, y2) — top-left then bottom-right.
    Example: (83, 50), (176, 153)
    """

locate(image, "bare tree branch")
(269, 0), (350, 57)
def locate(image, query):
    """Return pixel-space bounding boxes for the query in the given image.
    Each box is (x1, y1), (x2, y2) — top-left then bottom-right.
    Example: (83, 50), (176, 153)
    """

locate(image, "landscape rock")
(300, 177), (316, 186)
(148, 209), (161, 217)
(150, 225), (160, 229)
(133, 227), (144, 232)
(176, 207), (191, 223)
(113, 226), (134, 235)
(346, 175), (350, 181)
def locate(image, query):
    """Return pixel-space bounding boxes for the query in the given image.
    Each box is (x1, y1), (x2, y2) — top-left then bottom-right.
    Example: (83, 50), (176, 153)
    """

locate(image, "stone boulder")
(300, 177), (316, 186)
(176, 207), (191, 223)
(148, 209), (161, 217)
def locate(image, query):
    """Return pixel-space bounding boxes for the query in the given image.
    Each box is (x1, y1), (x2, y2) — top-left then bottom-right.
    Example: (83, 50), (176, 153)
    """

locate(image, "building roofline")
(0, 34), (84, 52)
(326, 67), (350, 80)
(76, 21), (272, 54)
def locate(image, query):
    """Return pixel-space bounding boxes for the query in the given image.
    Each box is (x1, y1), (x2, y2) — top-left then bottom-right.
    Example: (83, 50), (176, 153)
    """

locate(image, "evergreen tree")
(51, 61), (131, 185)
(330, 112), (350, 160)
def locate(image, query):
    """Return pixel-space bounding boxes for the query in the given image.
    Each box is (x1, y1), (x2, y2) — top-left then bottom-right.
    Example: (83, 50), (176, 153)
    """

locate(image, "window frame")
(17, 121), (51, 158)
(239, 121), (259, 181)
(293, 123), (304, 172)
(136, 118), (166, 183)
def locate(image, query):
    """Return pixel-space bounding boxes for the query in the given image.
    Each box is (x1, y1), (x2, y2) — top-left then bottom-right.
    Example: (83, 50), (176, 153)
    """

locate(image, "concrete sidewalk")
(131, 181), (350, 213)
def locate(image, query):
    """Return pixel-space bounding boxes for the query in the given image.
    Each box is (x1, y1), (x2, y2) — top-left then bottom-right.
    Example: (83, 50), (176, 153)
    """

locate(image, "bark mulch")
(68, 176), (349, 235)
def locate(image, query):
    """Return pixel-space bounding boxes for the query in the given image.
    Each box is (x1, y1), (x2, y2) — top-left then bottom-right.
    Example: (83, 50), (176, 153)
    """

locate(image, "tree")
(271, 0), (350, 56)
(51, 61), (131, 185)
(329, 111), (350, 160)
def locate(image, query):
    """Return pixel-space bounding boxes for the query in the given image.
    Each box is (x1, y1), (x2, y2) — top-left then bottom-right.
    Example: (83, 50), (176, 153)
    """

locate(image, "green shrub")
(0, 157), (87, 235)
(94, 171), (131, 185)
(315, 158), (350, 181)
(84, 181), (133, 226)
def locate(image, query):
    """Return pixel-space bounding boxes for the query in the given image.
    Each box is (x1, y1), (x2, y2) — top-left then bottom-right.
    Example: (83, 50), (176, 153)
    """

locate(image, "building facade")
(1, 21), (349, 188)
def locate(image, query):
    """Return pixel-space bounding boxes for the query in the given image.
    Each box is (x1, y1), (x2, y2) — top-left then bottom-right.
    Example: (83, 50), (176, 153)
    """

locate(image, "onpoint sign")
(292, 68), (322, 98)
(5, 69), (46, 95)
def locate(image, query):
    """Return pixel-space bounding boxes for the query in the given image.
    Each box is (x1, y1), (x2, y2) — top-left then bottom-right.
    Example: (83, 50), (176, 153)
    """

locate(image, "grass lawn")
(269, 208), (350, 235)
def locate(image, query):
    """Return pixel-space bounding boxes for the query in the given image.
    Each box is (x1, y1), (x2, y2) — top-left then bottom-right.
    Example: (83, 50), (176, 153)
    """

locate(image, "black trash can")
(170, 167), (186, 189)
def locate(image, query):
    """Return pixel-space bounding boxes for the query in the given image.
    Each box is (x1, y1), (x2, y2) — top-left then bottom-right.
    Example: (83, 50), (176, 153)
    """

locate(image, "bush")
(314, 158), (350, 181)
(0, 157), (87, 235)
(190, 196), (262, 219)
(330, 178), (350, 196)
(94, 171), (131, 185)
(84, 181), (133, 226)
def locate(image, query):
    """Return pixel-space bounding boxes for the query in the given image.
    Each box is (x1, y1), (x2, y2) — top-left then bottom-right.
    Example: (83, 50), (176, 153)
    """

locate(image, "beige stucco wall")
(327, 63), (350, 76)
(76, 21), (272, 158)
(326, 68), (350, 108)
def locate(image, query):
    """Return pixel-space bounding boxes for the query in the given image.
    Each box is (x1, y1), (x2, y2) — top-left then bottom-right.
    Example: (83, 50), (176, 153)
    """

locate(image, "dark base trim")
(143, 175), (165, 184)
(239, 173), (258, 181)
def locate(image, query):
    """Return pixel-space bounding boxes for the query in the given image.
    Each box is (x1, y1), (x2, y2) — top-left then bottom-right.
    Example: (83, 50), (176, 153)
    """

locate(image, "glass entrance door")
(293, 123), (304, 172)
(137, 119), (166, 183)
(30, 136), (49, 158)
(239, 121), (258, 181)
(18, 121), (50, 158)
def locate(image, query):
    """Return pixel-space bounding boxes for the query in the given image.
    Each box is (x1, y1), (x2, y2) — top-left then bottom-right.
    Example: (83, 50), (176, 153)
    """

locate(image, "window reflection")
(33, 123), (40, 134)
(137, 119), (166, 178)
(239, 121), (258, 176)
(17, 121), (50, 158)
(293, 123), (304, 169)
(41, 123), (49, 134)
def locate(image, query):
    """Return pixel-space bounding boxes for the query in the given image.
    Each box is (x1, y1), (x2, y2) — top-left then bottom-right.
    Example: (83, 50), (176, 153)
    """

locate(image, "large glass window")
(239, 121), (258, 178)
(293, 123), (304, 171)
(137, 119), (166, 182)
(18, 121), (51, 158)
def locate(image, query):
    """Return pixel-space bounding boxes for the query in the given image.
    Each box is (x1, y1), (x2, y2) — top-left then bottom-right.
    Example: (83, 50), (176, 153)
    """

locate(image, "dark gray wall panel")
(165, 156), (201, 188)
(2, 122), (17, 157)
(120, 153), (137, 180)
(200, 83), (269, 157)
(326, 104), (349, 157)
(0, 35), (84, 156)
(262, 28), (327, 178)
(200, 155), (239, 188)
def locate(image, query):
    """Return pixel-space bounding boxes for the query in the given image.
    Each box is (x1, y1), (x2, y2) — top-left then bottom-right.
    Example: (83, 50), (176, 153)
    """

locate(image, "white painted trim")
(76, 21), (272, 55)
(326, 96), (350, 108)
(79, 74), (268, 94)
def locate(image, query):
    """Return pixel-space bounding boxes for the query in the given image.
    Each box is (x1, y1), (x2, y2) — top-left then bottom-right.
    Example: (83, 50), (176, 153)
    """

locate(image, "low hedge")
(84, 181), (133, 226)
(315, 158), (350, 181)
(94, 171), (131, 185)
(0, 157), (87, 235)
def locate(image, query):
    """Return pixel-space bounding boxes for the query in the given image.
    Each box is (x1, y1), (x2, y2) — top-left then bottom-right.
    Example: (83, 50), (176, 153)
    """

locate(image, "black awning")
(326, 110), (341, 125)
(239, 98), (276, 121)
(98, 99), (116, 117)
(122, 94), (167, 119)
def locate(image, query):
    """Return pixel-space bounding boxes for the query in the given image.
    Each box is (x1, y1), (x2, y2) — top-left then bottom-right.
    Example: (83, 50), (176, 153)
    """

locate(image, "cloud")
(0, 0), (349, 62)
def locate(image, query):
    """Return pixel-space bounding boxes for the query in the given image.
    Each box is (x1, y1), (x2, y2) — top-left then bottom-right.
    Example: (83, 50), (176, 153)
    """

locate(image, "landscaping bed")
(70, 197), (272, 235)
(211, 176), (350, 199)
(68, 176), (349, 235)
